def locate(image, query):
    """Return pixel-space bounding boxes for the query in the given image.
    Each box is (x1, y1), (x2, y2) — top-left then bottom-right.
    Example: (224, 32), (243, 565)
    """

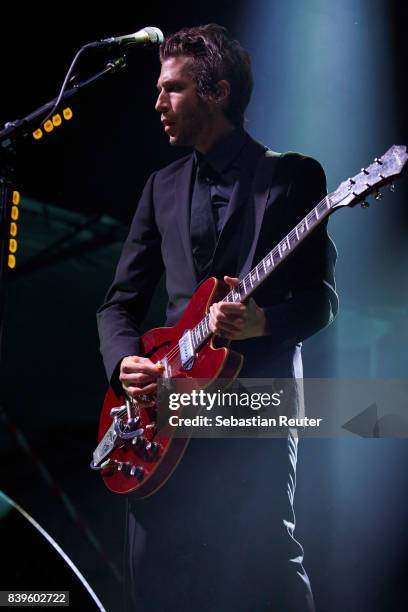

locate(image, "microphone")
(96, 26), (164, 48)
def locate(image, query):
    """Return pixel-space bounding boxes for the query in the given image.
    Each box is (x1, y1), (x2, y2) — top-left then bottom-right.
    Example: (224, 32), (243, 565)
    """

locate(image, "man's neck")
(194, 118), (235, 155)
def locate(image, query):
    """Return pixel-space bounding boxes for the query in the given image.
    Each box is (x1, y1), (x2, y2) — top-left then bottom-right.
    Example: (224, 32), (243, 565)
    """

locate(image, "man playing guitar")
(97, 23), (337, 612)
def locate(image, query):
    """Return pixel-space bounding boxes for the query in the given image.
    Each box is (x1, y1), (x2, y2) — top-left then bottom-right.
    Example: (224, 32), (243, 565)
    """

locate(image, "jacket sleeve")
(97, 172), (164, 386)
(261, 155), (338, 352)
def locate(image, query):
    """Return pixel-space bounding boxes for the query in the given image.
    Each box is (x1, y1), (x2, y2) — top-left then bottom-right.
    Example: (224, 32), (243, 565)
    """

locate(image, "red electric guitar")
(91, 145), (407, 496)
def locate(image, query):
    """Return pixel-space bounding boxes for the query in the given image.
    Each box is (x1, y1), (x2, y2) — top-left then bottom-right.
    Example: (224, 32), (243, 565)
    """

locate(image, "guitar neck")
(237, 194), (332, 300)
(190, 193), (333, 350)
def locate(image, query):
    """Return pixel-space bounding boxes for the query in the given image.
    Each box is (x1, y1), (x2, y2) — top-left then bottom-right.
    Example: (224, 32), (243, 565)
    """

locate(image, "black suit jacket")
(97, 133), (338, 388)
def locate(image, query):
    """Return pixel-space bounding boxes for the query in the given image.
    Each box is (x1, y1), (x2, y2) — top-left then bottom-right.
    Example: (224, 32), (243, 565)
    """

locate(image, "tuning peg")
(375, 190), (383, 200)
(361, 201), (370, 208)
(348, 178), (356, 191)
(361, 168), (369, 175)
(390, 182), (395, 192)
(374, 157), (383, 165)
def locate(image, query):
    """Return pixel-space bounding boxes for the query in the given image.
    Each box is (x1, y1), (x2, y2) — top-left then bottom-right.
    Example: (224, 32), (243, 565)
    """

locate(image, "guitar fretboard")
(190, 194), (332, 350)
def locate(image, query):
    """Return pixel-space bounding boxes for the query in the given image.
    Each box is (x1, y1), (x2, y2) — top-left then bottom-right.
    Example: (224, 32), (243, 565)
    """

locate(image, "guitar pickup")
(179, 330), (195, 370)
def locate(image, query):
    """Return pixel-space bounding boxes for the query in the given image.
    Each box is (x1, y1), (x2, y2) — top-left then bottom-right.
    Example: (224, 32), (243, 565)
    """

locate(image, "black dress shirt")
(193, 127), (247, 236)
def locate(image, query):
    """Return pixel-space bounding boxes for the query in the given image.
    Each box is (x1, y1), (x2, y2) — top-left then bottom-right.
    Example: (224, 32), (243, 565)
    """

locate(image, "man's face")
(155, 56), (213, 148)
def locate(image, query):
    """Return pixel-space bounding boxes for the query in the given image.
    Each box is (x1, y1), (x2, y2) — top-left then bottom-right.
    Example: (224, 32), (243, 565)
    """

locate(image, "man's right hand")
(119, 355), (164, 400)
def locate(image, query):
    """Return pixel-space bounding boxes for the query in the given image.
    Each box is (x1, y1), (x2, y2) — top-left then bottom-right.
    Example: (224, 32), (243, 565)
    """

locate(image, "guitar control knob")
(131, 436), (160, 461)
(132, 435), (146, 448)
(144, 441), (161, 460)
(150, 442), (161, 457)
(129, 464), (144, 480)
(119, 462), (144, 480)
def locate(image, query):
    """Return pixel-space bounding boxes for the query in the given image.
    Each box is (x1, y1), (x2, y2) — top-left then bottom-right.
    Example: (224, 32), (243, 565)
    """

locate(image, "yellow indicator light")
(52, 113), (62, 126)
(8, 254), (16, 269)
(12, 191), (20, 205)
(11, 206), (19, 221)
(33, 128), (43, 140)
(9, 239), (18, 253)
(10, 222), (17, 237)
(44, 120), (54, 132)
(63, 107), (73, 120)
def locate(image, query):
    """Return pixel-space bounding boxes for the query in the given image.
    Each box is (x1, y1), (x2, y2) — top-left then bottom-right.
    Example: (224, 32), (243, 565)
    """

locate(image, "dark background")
(0, 1), (407, 611)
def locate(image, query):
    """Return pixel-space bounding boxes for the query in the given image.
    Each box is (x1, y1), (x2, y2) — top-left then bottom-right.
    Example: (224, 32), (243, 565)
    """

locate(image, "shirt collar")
(194, 127), (248, 175)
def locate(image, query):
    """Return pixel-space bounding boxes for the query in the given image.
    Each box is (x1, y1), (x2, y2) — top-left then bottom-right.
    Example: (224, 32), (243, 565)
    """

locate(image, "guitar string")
(157, 196), (331, 369)
(160, 195), (331, 366)
(149, 166), (384, 369)
(134, 163), (389, 403)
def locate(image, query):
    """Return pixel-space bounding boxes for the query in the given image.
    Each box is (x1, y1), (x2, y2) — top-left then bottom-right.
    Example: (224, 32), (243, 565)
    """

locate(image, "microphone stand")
(0, 54), (127, 363)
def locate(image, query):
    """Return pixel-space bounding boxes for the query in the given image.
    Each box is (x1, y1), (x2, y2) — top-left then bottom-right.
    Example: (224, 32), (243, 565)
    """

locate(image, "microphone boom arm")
(0, 56), (127, 151)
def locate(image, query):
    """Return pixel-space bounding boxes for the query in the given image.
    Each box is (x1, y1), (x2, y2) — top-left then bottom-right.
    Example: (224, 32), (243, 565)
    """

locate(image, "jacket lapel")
(238, 149), (282, 278)
(220, 137), (265, 232)
(173, 139), (281, 286)
(210, 137), (265, 275)
(212, 138), (279, 277)
(174, 155), (198, 284)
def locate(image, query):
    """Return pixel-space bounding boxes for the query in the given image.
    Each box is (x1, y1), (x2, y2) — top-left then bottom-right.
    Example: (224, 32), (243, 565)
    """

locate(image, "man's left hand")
(208, 276), (269, 340)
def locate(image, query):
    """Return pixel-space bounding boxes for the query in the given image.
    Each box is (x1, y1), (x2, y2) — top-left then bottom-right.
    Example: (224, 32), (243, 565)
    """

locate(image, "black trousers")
(125, 432), (315, 612)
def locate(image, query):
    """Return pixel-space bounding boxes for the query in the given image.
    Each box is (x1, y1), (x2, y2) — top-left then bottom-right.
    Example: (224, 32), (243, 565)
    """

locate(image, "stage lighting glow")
(63, 107), (73, 120)
(32, 128), (43, 140)
(43, 120), (54, 133)
(52, 113), (62, 126)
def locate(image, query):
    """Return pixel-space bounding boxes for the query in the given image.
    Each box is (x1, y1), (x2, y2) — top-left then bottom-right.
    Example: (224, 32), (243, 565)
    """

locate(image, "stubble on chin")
(168, 132), (192, 148)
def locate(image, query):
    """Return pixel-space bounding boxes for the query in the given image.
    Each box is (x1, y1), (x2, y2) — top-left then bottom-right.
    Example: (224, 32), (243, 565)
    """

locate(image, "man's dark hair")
(159, 24), (253, 127)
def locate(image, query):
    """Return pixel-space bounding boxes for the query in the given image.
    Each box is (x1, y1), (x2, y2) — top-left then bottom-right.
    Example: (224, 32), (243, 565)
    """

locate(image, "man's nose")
(155, 90), (169, 112)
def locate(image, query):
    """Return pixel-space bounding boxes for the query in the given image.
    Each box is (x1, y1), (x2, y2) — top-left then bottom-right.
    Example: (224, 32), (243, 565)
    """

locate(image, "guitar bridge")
(91, 399), (144, 469)
(91, 419), (120, 469)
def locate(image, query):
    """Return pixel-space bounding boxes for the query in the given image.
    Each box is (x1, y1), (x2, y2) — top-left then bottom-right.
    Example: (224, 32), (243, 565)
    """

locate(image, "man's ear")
(214, 79), (231, 108)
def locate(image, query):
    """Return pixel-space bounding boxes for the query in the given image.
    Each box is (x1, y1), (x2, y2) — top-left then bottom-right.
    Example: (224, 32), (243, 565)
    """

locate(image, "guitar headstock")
(330, 144), (408, 210)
